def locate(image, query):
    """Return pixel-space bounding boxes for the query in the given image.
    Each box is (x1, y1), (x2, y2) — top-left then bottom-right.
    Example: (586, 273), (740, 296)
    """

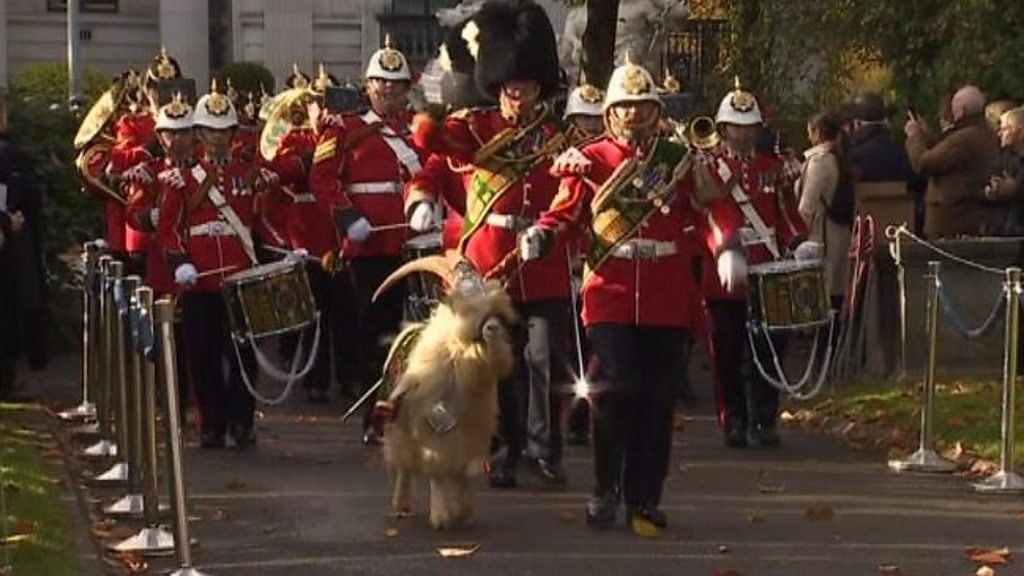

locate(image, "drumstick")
(263, 245), (321, 264)
(196, 264), (242, 279)
(369, 223), (411, 233)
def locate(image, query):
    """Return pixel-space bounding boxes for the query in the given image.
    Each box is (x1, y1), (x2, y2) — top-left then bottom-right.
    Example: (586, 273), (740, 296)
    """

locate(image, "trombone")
(667, 115), (720, 151)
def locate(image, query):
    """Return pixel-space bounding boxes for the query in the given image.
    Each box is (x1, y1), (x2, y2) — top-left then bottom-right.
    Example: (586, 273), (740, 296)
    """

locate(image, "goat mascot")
(372, 254), (516, 529)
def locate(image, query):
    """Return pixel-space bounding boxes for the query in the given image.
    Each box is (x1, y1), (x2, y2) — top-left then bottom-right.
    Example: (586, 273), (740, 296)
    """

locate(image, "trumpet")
(665, 115), (720, 151)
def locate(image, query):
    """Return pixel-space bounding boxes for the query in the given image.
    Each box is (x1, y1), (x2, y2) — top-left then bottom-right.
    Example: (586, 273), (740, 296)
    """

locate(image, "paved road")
(22, 353), (1023, 576)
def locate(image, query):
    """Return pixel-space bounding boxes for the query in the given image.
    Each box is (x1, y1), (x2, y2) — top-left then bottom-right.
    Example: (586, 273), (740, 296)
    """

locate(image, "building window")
(389, 0), (458, 16)
(47, 0), (119, 13)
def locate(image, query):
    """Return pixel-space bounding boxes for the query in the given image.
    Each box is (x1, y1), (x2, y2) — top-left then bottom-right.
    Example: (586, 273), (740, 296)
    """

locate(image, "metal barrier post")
(104, 276), (146, 517)
(72, 254), (113, 439)
(93, 273), (134, 485)
(889, 261), (956, 473)
(111, 287), (175, 554)
(892, 228), (909, 383)
(59, 240), (101, 421)
(156, 298), (210, 576)
(973, 267), (1024, 493)
(83, 259), (121, 459)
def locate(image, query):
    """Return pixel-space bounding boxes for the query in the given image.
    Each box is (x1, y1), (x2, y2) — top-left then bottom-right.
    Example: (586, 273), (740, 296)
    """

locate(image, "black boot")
(586, 489), (620, 527)
(724, 421), (748, 448)
(752, 424), (780, 447)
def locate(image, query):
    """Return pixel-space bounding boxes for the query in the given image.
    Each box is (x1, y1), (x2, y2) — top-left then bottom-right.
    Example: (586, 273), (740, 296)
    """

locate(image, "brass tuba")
(686, 116), (720, 151)
(259, 87), (316, 162)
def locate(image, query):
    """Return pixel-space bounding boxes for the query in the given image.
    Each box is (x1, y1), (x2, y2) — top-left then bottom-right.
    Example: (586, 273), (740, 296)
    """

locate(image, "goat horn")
(372, 254), (455, 302)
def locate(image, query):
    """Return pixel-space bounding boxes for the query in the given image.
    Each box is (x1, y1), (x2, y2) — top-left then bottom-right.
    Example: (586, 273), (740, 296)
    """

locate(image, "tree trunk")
(582, 0), (620, 90)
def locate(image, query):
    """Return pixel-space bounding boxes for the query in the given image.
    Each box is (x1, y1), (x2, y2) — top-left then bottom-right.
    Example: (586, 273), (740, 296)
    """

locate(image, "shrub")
(214, 62), (276, 95)
(6, 63), (110, 352)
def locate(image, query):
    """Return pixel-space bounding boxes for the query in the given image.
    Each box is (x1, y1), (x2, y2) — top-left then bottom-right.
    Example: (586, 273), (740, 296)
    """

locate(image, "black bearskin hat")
(441, 18), (488, 109)
(472, 0), (560, 101)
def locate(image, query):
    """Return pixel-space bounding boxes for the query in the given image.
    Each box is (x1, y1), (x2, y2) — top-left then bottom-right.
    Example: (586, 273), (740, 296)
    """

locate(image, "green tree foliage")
(214, 62), (275, 96)
(722, 0), (1024, 140)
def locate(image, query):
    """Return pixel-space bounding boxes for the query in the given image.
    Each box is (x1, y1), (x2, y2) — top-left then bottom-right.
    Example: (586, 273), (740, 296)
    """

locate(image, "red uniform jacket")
(124, 157), (180, 295)
(701, 148), (807, 301)
(111, 113), (158, 253)
(412, 107), (571, 303)
(155, 158), (272, 293)
(308, 111), (427, 258)
(537, 137), (742, 328)
(270, 128), (338, 257)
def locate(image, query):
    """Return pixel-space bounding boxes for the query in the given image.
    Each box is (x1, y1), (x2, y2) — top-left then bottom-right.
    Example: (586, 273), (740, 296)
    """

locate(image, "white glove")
(346, 217), (372, 243)
(409, 202), (437, 232)
(549, 146), (592, 176)
(285, 248), (309, 264)
(174, 263), (198, 288)
(122, 163), (153, 185)
(158, 167), (186, 190)
(717, 250), (748, 293)
(519, 226), (548, 262)
(794, 240), (824, 262)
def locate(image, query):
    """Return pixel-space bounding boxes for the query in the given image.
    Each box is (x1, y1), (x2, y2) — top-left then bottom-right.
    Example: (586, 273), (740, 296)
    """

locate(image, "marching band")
(72, 0), (827, 538)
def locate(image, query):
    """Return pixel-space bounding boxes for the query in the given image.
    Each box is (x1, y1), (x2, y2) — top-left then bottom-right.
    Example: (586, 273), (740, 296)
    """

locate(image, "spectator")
(797, 109), (851, 310)
(0, 95), (48, 400)
(905, 85), (1001, 238)
(849, 93), (915, 184)
(980, 107), (1024, 236)
(985, 99), (1017, 134)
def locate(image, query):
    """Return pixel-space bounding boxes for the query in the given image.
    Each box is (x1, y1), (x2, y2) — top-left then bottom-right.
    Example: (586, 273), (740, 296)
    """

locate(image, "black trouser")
(280, 264), (335, 392)
(334, 256), (405, 392)
(707, 298), (786, 431)
(587, 323), (686, 510)
(181, 292), (256, 438)
(494, 299), (571, 469)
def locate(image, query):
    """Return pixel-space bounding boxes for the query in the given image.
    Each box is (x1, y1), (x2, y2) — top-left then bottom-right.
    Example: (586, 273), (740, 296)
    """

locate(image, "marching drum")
(402, 232), (444, 321)
(747, 259), (829, 331)
(222, 260), (317, 341)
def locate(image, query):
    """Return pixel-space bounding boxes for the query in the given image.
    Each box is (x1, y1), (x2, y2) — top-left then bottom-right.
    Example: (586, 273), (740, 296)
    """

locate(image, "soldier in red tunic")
(308, 38), (428, 440)
(155, 86), (277, 449)
(409, 0), (573, 487)
(269, 66), (343, 404)
(110, 48), (182, 277)
(521, 58), (745, 534)
(703, 81), (813, 448)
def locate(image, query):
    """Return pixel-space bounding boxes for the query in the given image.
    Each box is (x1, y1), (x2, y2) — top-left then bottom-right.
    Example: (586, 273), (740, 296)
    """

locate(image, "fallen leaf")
(108, 550), (147, 574)
(941, 441), (965, 462)
(212, 509), (230, 520)
(0, 533), (31, 546)
(556, 510), (577, 524)
(965, 546), (1010, 565)
(746, 510), (765, 523)
(804, 505), (835, 521)
(630, 516), (662, 539)
(757, 471), (785, 493)
(717, 544), (729, 554)
(437, 544), (479, 558)
(224, 478), (248, 490)
(384, 526), (398, 538)
(876, 564), (903, 575)
(976, 566), (995, 576)
(712, 571), (743, 576)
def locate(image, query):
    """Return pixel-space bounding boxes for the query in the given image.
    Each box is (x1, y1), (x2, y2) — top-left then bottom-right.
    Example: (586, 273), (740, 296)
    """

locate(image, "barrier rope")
(886, 225), (1005, 275)
(936, 281), (1006, 340)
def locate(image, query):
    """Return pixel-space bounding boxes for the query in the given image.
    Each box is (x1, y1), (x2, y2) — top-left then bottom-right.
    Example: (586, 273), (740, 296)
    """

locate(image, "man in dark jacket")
(0, 96), (48, 400)
(850, 93), (915, 184)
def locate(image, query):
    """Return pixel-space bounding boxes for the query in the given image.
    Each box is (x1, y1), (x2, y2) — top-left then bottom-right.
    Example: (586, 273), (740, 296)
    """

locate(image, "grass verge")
(787, 379), (1024, 465)
(0, 403), (79, 576)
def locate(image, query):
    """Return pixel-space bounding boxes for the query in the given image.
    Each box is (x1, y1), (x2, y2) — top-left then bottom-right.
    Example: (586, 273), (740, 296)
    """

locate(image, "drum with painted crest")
(221, 260), (317, 340)
(747, 259), (828, 330)
(402, 231), (444, 321)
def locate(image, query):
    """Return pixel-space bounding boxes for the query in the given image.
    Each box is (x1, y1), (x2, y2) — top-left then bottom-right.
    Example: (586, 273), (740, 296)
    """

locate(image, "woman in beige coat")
(797, 110), (852, 308)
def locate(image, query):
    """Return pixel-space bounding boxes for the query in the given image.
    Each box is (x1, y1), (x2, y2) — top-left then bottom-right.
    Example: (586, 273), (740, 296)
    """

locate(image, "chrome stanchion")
(111, 287), (175, 554)
(83, 258), (121, 459)
(93, 273), (134, 485)
(60, 240), (102, 421)
(72, 254), (114, 439)
(973, 267), (1024, 493)
(156, 297), (210, 575)
(889, 261), (956, 473)
(894, 228), (909, 383)
(105, 276), (146, 517)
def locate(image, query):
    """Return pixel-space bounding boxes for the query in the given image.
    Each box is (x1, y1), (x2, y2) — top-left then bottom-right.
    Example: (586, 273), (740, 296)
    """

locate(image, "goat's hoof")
(388, 508), (414, 519)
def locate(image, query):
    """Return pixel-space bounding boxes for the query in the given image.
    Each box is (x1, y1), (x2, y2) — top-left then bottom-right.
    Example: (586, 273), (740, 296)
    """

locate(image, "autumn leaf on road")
(965, 546), (1011, 565)
(224, 478), (248, 490)
(804, 505), (835, 521)
(437, 543), (479, 558)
